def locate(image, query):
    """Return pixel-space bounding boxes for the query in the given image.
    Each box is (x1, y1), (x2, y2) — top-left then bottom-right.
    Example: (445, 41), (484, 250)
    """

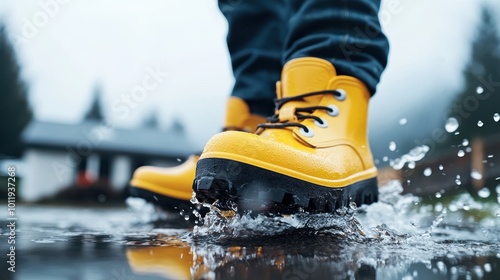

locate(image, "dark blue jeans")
(219, 0), (389, 116)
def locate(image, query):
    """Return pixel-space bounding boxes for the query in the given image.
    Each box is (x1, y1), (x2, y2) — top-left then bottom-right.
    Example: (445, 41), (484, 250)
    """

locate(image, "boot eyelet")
(299, 127), (314, 138)
(327, 105), (339, 117)
(335, 89), (347, 101)
(314, 118), (328, 128)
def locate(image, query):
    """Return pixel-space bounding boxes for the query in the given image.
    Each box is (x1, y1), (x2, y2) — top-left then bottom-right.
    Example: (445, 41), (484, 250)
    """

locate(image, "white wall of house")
(87, 153), (100, 180)
(111, 155), (131, 189)
(22, 148), (75, 202)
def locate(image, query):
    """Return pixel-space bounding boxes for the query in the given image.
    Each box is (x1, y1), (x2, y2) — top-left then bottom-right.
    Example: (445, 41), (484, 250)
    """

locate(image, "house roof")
(22, 120), (198, 158)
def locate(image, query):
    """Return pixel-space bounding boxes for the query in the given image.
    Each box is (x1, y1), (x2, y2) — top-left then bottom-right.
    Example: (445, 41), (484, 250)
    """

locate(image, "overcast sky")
(1, 0), (499, 150)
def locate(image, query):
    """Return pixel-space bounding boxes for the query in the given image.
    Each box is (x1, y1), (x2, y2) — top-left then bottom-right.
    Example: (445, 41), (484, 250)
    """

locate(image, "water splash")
(175, 180), (500, 280)
(390, 145), (430, 170)
(192, 206), (366, 242)
(190, 181), (469, 245)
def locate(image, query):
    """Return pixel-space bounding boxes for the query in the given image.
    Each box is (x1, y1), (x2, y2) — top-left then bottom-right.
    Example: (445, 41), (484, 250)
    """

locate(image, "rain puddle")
(3, 179), (498, 280)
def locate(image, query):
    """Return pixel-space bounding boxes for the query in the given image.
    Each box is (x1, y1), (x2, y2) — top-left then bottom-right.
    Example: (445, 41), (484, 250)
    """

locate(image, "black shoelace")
(257, 90), (343, 133)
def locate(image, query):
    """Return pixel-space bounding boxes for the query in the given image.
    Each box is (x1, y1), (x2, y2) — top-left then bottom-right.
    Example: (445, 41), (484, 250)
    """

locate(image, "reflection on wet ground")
(1, 182), (499, 280)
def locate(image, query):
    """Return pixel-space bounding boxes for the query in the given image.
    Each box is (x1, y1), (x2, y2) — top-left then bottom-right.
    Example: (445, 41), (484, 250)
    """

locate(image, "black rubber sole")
(194, 158), (378, 214)
(128, 186), (207, 220)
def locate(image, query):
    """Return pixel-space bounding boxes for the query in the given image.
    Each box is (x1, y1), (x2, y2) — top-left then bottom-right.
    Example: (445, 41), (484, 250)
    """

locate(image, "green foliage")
(447, 7), (500, 141)
(84, 85), (105, 121)
(0, 24), (32, 158)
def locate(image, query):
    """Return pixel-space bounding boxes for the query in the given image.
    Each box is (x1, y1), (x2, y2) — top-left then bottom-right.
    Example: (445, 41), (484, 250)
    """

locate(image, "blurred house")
(21, 120), (196, 202)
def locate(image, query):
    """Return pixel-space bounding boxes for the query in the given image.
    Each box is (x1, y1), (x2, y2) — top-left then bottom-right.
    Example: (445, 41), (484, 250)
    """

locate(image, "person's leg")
(284, 0), (389, 95)
(195, 0), (390, 214)
(219, 0), (290, 116)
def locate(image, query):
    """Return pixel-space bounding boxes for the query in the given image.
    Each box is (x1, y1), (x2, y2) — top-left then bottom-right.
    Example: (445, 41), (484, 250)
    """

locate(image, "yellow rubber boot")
(194, 57), (378, 214)
(129, 97), (266, 212)
(126, 245), (211, 280)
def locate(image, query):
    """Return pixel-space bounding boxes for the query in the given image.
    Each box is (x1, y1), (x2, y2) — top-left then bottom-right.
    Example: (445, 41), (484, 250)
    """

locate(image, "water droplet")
(473, 265), (484, 278)
(439, 164), (444, 170)
(477, 120), (484, 127)
(177, 158), (182, 162)
(457, 150), (465, 157)
(424, 167), (432, 176)
(399, 118), (408, 125)
(484, 263), (492, 273)
(462, 139), (469, 146)
(476, 86), (484, 94)
(445, 117), (459, 133)
(449, 204), (458, 211)
(389, 141), (397, 151)
(494, 113), (500, 122)
(455, 175), (462, 185)
(408, 161), (416, 169)
(435, 192), (442, 198)
(349, 202), (357, 210)
(471, 170), (483, 180)
(496, 184), (500, 194)
(488, 154), (494, 158)
(437, 261), (446, 272)
(478, 188), (490, 198)
(184, 215), (190, 221)
(463, 204), (470, 211)
(383, 156), (388, 162)
(465, 147), (472, 153)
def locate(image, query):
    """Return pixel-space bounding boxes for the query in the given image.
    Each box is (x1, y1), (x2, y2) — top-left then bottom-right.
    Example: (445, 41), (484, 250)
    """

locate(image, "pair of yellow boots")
(129, 58), (378, 215)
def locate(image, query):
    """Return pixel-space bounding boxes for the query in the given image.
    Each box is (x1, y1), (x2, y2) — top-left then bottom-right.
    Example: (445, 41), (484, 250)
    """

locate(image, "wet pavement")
(1, 182), (500, 280)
